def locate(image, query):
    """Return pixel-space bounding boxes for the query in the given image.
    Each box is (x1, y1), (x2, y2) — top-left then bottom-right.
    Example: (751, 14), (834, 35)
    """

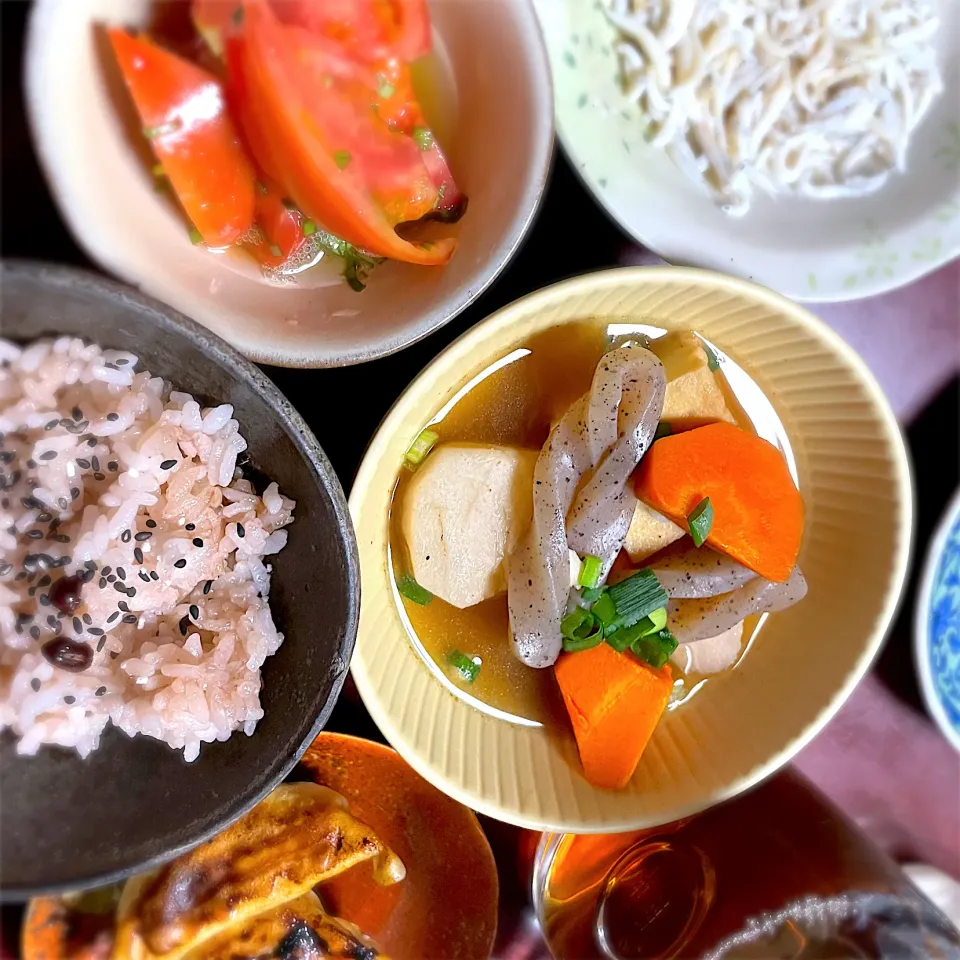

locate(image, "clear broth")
(388, 321), (796, 726)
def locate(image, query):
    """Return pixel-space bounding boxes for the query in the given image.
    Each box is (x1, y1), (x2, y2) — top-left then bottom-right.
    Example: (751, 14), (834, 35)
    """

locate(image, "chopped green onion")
(151, 163), (164, 178)
(396, 575), (432, 606)
(631, 628), (678, 669)
(591, 591), (618, 629)
(607, 568), (669, 630)
(702, 341), (721, 372)
(334, 150), (352, 169)
(688, 497), (714, 547)
(188, 227), (204, 245)
(580, 586), (604, 604)
(605, 607), (666, 653)
(561, 608), (603, 652)
(447, 649), (480, 683)
(377, 76), (396, 99)
(269, 244), (283, 258)
(302, 220), (317, 236)
(413, 126), (434, 151)
(404, 429), (438, 466)
(654, 421), (672, 441)
(604, 626), (633, 653)
(578, 555), (604, 590)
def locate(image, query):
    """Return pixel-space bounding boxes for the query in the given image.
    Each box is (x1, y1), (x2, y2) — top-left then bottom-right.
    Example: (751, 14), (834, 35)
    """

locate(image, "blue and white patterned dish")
(916, 490), (960, 753)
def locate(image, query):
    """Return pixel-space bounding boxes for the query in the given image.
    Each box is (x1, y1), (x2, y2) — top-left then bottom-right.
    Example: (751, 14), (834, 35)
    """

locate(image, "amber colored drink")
(533, 770), (959, 959)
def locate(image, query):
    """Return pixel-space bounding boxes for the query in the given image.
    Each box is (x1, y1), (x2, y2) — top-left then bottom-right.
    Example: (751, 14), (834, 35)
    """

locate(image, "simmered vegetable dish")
(107, 0), (465, 290)
(390, 324), (806, 790)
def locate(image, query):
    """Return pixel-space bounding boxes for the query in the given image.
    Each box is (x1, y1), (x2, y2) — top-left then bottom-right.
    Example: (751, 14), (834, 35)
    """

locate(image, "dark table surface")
(3, 1), (959, 956)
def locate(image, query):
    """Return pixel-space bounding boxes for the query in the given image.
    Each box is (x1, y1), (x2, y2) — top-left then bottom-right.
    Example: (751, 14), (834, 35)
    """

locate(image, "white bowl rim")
(23, 0), (556, 368)
(914, 487), (960, 753)
(350, 264), (915, 832)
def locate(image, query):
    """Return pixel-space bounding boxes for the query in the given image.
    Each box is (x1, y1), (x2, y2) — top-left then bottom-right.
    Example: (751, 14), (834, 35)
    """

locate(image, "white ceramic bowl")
(533, 0), (960, 302)
(26, 0), (553, 366)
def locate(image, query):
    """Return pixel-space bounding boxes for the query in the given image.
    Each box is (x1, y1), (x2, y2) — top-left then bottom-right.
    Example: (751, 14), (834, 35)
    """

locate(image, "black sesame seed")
(108, 461), (118, 471)
(58, 498), (69, 509)
(39, 594), (51, 606)
(46, 615), (57, 627)
(135, 531), (152, 541)
(37, 512), (53, 523)
(189, 605), (199, 620)
(110, 650), (117, 658)
(150, 571), (159, 581)
(84, 559), (94, 570)
(174, 559), (187, 569)
(39, 450), (58, 461)
(31, 678), (41, 692)
(236, 523), (245, 538)
(0, 562), (12, 576)
(95, 686), (106, 696)
(76, 458), (90, 469)
(98, 578), (107, 589)
(64, 695), (76, 705)
(82, 613), (92, 625)
(160, 459), (177, 470)
(72, 617), (82, 633)
(122, 614), (138, 624)
(94, 473), (105, 481)
(100, 638), (109, 653)
(185, 523), (195, 531)
(138, 571), (150, 582)
(91, 456), (100, 472)
(116, 358), (129, 365)
(26, 530), (42, 540)
(87, 438), (96, 447)
(193, 538), (203, 547)
(179, 616), (190, 636)
(203, 580), (212, 594)
(71, 487), (80, 500)
(121, 529), (132, 543)
(107, 612), (119, 623)
(118, 601), (129, 612)
(107, 413), (119, 422)
(102, 566), (112, 576)
(146, 519), (156, 528)
(53, 534), (71, 543)
(30, 626), (40, 640)
(72, 406), (83, 420)
(107, 575), (116, 583)
(134, 548), (144, 564)
(45, 419), (59, 430)
(114, 582), (127, 594)
(88, 627), (104, 636)
(37, 575), (51, 587)
(26, 459), (37, 469)
(117, 567), (127, 580)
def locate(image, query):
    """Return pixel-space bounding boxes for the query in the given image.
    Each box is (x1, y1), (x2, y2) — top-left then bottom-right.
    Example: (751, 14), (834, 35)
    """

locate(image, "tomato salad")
(108, 0), (466, 291)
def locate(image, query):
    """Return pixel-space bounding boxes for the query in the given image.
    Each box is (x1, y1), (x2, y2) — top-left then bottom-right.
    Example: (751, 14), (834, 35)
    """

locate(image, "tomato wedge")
(230, 0), (455, 265)
(109, 29), (255, 246)
(269, 0), (431, 63)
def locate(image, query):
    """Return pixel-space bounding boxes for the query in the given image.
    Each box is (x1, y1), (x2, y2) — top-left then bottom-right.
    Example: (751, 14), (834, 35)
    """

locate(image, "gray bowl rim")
(0, 259), (361, 900)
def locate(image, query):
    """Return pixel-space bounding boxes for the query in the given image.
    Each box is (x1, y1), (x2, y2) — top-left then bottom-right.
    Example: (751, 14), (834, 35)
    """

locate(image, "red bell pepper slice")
(229, 0), (455, 265)
(108, 29), (255, 247)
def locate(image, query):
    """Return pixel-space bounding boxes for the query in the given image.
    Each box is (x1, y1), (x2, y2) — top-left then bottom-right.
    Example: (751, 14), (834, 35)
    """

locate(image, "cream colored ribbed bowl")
(350, 268), (912, 831)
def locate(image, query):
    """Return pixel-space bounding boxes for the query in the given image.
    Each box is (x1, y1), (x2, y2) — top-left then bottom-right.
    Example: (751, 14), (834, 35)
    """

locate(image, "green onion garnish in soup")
(578, 555), (604, 590)
(560, 608), (604, 652)
(396, 575), (433, 606)
(447, 650), (481, 683)
(654, 421), (672, 441)
(404, 429), (439, 466)
(630, 628), (678, 669)
(688, 497), (714, 547)
(607, 569), (669, 631)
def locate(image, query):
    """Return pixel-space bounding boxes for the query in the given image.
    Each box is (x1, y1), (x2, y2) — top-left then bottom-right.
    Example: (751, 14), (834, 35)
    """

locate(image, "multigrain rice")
(0, 337), (295, 761)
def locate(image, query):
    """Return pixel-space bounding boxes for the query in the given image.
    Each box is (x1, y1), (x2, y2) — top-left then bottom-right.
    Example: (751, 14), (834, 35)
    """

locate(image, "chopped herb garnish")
(404, 429), (439, 466)
(578, 554), (604, 590)
(606, 569), (669, 631)
(333, 150), (352, 169)
(654, 421), (672, 441)
(702, 341), (721, 372)
(302, 220), (317, 236)
(447, 649), (480, 683)
(688, 497), (714, 547)
(188, 227), (204, 245)
(561, 607), (604, 652)
(630, 628), (678, 669)
(413, 126), (434, 150)
(396, 575), (432, 606)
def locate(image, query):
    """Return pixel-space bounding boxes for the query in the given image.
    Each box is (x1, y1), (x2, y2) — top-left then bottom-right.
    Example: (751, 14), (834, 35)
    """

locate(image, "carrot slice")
(634, 421), (804, 583)
(554, 643), (673, 791)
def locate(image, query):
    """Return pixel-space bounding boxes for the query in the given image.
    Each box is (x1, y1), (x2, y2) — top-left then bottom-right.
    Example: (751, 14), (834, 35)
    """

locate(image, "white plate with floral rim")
(532, 0), (960, 302)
